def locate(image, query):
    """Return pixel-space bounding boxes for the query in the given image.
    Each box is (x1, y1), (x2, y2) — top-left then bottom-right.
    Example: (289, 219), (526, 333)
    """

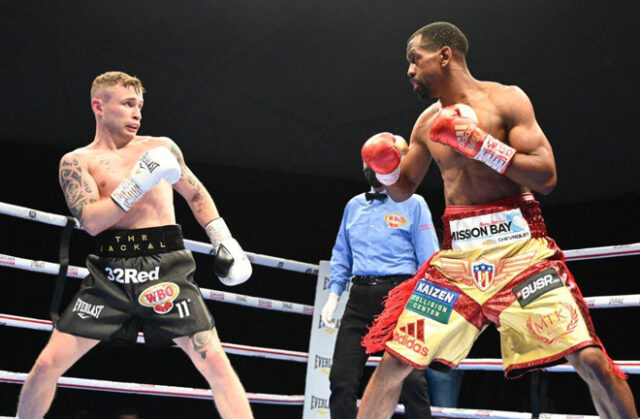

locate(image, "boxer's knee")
(378, 352), (414, 384)
(31, 353), (64, 379)
(189, 330), (230, 377)
(570, 347), (614, 384)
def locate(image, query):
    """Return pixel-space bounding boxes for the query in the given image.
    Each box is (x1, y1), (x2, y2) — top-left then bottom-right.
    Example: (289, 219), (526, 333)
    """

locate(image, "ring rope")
(0, 370), (601, 418)
(0, 253), (314, 315)
(2, 252), (637, 312)
(3, 313), (639, 374)
(2, 201), (639, 265)
(363, 355), (640, 373)
(0, 202), (319, 274)
(0, 370), (303, 405)
(0, 313), (308, 363)
(427, 408), (597, 419)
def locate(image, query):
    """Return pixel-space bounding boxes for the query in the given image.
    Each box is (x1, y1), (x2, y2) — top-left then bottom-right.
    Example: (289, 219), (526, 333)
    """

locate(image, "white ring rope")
(2, 201), (640, 266)
(3, 313), (639, 374)
(362, 355), (640, 373)
(0, 253), (314, 315)
(0, 202), (319, 274)
(563, 243), (640, 261)
(0, 370), (303, 405)
(0, 314), (308, 363)
(2, 252), (638, 311)
(0, 370), (601, 418)
(427, 408), (598, 419)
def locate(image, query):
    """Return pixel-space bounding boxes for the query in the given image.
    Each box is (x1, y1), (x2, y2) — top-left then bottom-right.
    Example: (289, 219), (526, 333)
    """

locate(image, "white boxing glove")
(111, 147), (182, 211)
(321, 292), (340, 329)
(205, 217), (252, 286)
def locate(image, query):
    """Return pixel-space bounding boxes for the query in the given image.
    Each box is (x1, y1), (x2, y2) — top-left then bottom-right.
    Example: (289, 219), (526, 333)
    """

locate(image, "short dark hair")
(410, 22), (469, 58)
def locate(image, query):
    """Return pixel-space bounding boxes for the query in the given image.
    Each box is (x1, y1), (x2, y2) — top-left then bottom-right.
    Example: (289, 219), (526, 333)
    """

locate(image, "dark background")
(1, 1), (639, 417)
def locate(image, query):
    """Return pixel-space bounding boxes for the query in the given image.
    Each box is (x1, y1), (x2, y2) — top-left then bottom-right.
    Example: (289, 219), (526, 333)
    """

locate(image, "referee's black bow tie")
(365, 192), (387, 202)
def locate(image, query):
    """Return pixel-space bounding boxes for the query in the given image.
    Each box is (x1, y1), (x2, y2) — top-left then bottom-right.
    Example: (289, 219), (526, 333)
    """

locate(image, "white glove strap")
(375, 166), (400, 186)
(475, 135), (516, 174)
(110, 177), (144, 212)
(205, 217), (232, 249)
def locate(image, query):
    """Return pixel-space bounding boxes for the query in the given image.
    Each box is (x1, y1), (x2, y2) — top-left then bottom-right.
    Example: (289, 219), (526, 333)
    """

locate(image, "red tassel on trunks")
(361, 262), (430, 354)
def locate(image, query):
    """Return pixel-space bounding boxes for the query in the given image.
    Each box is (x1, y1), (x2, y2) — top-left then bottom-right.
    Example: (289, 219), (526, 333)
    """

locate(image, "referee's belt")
(351, 274), (412, 286)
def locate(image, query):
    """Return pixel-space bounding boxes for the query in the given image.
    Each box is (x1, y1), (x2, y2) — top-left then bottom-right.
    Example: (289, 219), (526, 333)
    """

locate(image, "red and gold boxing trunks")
(363, 193), (610, 378)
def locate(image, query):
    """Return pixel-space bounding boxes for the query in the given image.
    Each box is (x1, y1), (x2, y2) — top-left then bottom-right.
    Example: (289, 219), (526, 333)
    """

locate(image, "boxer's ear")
(440, 46), (452, 67)
(91, 98), (103, 116)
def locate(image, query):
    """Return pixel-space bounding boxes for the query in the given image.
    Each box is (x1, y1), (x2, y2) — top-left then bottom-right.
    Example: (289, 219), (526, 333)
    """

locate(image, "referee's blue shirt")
(328, 189), (440, 296)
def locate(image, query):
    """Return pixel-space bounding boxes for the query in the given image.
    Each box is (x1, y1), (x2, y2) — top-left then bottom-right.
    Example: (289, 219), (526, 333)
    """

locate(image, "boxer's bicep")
(59, 153), (99, 223)
(164, 138), (217, 218)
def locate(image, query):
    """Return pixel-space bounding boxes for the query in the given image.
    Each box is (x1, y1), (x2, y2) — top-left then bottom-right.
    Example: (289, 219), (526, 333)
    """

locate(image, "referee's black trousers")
(329, 282), (432, 418)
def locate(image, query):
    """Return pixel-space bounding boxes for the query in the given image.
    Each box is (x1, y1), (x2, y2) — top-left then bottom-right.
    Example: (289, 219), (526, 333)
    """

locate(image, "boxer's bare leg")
(17, 329), (99, 419)
(567, 347), (637, 418)
(174, 328), (253, 419)
(357, 352), (414, 419)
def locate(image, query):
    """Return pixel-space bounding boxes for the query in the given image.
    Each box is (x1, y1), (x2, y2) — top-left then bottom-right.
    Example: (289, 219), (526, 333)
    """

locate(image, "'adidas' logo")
(398, 319), (425, 342)
(394, 318), (429, 357)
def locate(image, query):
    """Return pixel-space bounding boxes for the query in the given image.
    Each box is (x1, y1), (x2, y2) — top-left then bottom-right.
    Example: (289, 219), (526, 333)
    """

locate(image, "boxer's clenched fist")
(361, 132), (407, 185)
(111, 147), (182, 211)
(205, 217), (252, 286)
(430, 104), (515, 174)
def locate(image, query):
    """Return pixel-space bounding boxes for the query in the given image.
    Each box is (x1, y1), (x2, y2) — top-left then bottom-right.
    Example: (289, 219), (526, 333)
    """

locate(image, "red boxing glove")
(361, 132), (402, 185)
(429, 104), (516, 174)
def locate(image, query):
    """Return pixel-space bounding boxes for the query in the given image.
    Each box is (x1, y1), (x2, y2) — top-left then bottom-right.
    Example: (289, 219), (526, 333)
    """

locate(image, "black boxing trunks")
(56, 225), (214, 346)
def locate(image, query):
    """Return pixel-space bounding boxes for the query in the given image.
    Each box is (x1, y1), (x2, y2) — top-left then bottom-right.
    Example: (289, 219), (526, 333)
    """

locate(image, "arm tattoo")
(59, 157), (95, 223)
(190, 330), (214, 359)
(169, 141), (203, 189)
(169, 142), (186, 167)
(190, 185), (208, 214)
(168, 140), (210, 214)
(183, 166), (199, 187)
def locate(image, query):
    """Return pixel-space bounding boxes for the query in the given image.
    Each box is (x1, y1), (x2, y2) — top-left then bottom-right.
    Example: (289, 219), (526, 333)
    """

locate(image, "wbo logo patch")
(384, 213), (407, 228)
(405, 280), (459, 324)
(138, 282), (180, 314)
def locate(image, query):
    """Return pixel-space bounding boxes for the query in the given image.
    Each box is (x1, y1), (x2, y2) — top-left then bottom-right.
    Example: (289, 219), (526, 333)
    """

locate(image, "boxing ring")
(0, 201), (638, 418)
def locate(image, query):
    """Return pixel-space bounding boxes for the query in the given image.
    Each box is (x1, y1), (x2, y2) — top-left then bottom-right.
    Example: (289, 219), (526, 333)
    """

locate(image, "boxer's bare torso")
(415, 82), (528, 205)
(60, 136), (177, 229)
